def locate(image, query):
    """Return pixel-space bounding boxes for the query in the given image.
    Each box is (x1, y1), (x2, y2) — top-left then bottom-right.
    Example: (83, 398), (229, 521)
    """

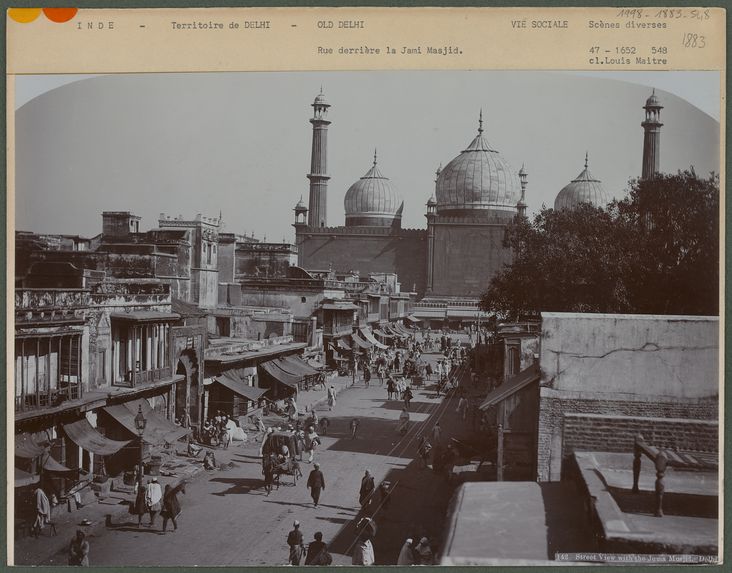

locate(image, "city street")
(28, 351), (470, 566)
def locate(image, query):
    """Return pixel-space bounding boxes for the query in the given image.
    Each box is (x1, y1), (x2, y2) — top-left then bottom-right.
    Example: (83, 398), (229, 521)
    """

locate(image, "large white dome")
(435, 118), (521, 215)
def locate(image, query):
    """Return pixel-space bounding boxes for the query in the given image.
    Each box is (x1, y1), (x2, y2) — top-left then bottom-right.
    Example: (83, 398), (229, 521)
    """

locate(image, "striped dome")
(554, 154), (609, 211)
(344, 154), (403, 228)
(435, 117), (521, 215)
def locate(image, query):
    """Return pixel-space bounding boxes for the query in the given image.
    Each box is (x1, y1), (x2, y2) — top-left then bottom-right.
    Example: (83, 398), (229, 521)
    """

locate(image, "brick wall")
(297, 228), (427, 295)
(563, 412), (718, 454)
(537, 391), (718, 481)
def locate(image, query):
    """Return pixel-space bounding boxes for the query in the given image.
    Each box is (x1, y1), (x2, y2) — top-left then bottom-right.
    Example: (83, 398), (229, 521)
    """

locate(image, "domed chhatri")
(554, 152), (609, 211)
(344, 150), (404, 228)
(435, 111), (521, 216)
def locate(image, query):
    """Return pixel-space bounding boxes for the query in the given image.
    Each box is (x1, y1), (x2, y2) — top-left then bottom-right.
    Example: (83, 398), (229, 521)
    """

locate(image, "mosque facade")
(293, 89), (662, 302)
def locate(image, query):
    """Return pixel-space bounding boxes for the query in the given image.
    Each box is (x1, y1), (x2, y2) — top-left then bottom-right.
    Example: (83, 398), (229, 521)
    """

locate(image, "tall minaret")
(307, 89), (331, 227)
(641, 89), (663, 180)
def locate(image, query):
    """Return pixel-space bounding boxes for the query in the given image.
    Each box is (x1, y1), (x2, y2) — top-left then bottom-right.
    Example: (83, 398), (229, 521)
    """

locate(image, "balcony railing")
(15, 383), (82, 413)
(113, 366), (173, 388)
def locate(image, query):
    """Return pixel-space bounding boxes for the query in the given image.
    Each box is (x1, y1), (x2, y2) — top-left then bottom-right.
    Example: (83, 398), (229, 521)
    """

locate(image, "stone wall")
(430, 222), (511, 297)
(296, 227), (427, 295)
(536, 313), (719, 482)
(235, 243), (297, 278)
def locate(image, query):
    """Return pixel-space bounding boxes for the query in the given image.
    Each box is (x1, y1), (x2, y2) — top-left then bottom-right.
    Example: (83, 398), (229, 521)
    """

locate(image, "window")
(301, 296), (307, 303)
(15, 335), (82, 412)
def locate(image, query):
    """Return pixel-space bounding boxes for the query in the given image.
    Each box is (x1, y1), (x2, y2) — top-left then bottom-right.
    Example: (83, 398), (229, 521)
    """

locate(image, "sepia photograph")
(10, 69), (721, 566)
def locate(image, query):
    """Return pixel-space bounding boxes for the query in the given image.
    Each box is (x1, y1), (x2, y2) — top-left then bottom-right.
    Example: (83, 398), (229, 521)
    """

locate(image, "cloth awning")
(350, 332), (372, 349)
(216, 373), (268, 401)
(260, 360), (300, 389)
(103, 399), (190, 445)
(63, 419), (131, 456)
(372, 328), (393, 339)
(42, 454), (75, 473)
(15, 433), (47, 459)
(337, 338), (352, 351)
(395, 323), (413, 335)
(360, 328), (388, 350)
(277, 355), (320, 377)
(406, 315), (421, 323)
(385, 324), (407, 338)
(14, 433), (74, 472)
(479, 363), (540, 411)
(15, 468), (39, 488)
(330, 343), (349, 356)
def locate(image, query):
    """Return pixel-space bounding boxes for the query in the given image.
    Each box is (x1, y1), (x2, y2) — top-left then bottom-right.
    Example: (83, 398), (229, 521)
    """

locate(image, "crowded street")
(18, 337), (481, 566)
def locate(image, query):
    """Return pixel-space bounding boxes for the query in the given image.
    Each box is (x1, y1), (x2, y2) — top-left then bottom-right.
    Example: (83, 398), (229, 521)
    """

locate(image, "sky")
(14, 71), (720, 242)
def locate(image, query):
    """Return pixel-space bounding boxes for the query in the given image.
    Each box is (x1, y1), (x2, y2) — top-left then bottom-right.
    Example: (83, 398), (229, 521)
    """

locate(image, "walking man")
(32, 486), (50, 538)
(161, 482), (186, 533)
(287, 520), (305, 565)
(359, 469), (376, 512)
(306, 463), (325, 507)
(431, 422), (443, 446)
(350, 418), (360, 440)
(145, 477), (163, 527)
(403, 386), (413, 410)
(327, 385), (337, 411)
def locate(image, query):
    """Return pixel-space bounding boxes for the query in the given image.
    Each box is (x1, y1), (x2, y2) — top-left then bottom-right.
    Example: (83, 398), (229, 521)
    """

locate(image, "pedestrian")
(397, 537), (415, 565)
(259, 426), (274, 458)
(32, 486), (50, 538)
(417, 436), (432, 468)
(327, 385), (337, 411)
(319, 416), (330, 436)
(68, 529), (90, 566)
(145, 477), (163, 527)
(403, 386), (413, 410)
(352, 538), (375, 566)
(377, 364), (385, 386)
(431, 422), (442, 446)
(262, 452), (275, 495)
(378, 480), (391, 511)
(306, 463), (325, 507)
(353, 517), (377, 565)
(359, 470), (375, 511)
(305, 426), (320, 463)
(305, 531), (332, 565)
(415, 537), (434, 565)
(364, 365), (371, 388)
(350, 418), (360, 440)
(130, 479), (147, 527)
(397, 408), (410, 435)
(457, 395), (468, 420)
(286, 520), (305, 565)
(161, 481), (185, 533)
(425, 362), (433, 381)
(295, 428), (306, 461)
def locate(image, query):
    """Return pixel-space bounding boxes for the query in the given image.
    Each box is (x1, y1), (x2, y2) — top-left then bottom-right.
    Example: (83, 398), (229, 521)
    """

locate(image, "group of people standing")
(129, 476), (186, 533)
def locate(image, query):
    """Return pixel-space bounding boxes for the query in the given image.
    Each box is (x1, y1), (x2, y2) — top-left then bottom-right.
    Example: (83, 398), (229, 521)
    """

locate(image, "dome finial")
(584, 151), (589, 169)
(478, 109), (484, 134)
(373, 148), (378, 166)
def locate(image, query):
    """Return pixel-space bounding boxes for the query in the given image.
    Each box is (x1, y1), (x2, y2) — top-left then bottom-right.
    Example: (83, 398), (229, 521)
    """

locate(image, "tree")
(615, 170), (719, 315)
(480, 170), (719, 318)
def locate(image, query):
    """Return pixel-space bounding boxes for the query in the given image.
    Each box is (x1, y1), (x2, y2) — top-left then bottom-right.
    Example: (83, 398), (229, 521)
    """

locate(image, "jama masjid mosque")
(292, 89), (663, 305)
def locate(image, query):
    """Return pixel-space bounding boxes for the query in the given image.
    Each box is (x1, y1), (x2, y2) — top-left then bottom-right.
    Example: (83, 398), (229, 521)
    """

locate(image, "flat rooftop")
(574, 451), (719, 556)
